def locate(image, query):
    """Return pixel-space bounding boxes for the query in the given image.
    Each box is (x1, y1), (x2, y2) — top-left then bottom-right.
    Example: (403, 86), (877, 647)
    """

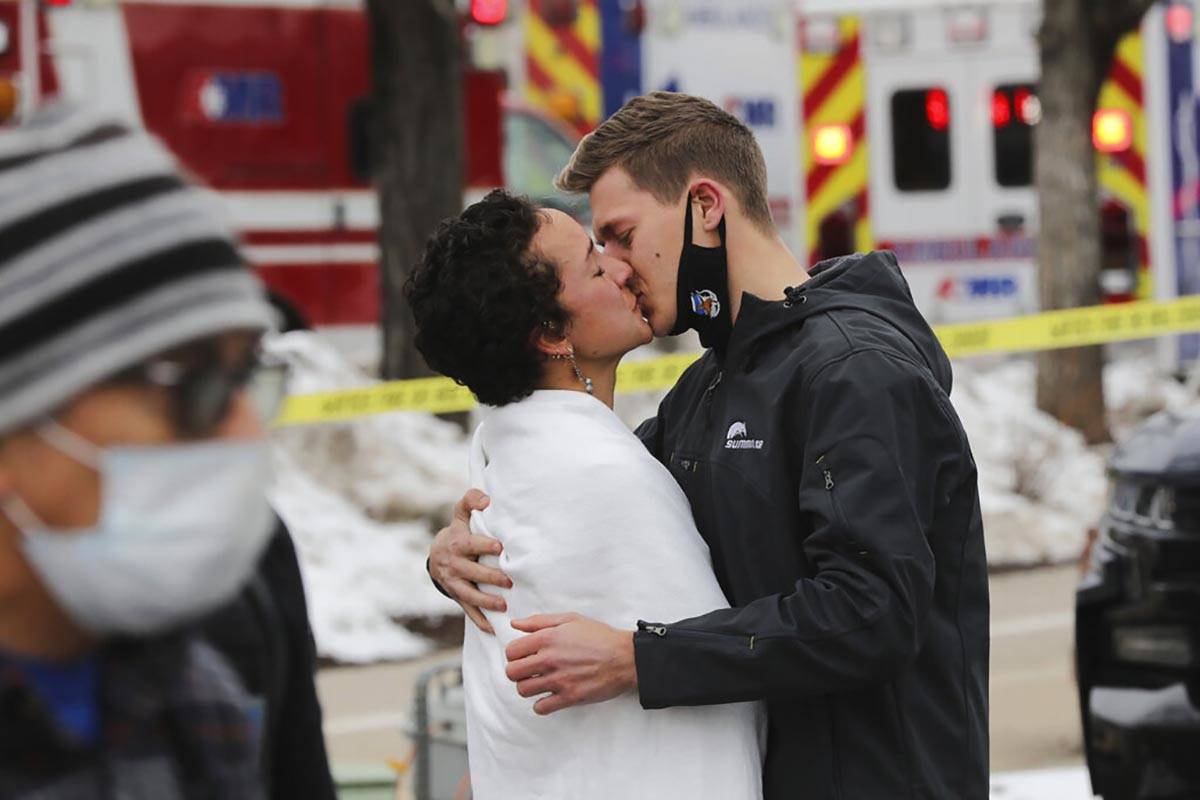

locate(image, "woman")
(405, 190), (763, 800)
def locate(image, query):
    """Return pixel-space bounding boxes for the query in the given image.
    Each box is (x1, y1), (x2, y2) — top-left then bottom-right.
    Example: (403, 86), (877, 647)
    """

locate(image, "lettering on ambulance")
(724, 96), (777, 128)
(681, 6), (776, 29)
(880, 236), (1036, 263)
(183, 71), (285, 125)
(936, 276), (1019, 302)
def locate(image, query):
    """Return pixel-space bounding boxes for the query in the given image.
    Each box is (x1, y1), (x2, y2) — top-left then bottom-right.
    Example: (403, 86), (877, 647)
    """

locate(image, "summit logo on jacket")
(725, 421), (764, 450)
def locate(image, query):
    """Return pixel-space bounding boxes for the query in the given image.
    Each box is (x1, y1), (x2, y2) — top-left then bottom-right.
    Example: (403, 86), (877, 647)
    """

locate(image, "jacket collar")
(716, 252), (952, 391)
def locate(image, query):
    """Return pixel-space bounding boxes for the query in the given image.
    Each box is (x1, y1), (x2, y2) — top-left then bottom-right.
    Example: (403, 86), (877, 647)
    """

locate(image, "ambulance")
(508, 0), (1200, 344)
(788, 0), (1184, 329)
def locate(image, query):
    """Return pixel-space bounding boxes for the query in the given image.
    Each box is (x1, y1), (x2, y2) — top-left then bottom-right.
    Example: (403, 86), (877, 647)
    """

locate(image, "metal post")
(19, 0), (39, 118)
(413, 665), (434, 800)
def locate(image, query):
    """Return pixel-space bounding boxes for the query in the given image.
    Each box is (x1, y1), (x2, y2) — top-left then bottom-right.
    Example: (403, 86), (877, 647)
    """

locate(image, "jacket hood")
(725, 250), (953, 393)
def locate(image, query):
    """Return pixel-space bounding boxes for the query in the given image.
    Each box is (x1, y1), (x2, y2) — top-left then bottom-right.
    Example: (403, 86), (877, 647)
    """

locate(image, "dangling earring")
(552, 350), (594, 394)
(569, 352), (594, 395)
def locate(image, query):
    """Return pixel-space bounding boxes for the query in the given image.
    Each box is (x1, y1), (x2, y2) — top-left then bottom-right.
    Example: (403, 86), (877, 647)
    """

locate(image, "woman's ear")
(532, 321), (573, 360)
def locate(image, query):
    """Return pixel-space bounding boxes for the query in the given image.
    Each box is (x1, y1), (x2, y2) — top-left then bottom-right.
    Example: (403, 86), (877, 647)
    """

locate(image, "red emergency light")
(40, 0), (74, 6)
(470, 0), (507, 26)
(1014, 88), (1039, 125)
(925, 88), (950, 131)
(991, 90), (1011, 128)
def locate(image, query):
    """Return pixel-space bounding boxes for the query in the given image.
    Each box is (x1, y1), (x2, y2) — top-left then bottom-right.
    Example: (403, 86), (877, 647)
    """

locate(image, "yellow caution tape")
(936, 294), (1200, 358)
(275, 375), (476, 424)
(273, 353), (701, 426)
(274, 296), (1200, 426)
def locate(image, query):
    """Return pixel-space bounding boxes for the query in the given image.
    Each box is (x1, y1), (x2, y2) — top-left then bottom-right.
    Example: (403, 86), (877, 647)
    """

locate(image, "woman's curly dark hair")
(404, 190), (568, 406)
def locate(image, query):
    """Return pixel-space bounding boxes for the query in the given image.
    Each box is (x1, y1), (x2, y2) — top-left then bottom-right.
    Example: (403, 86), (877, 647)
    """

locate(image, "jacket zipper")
(639, 621), (788, 650)
(702, 370), (723, 427)
(673, 371), (724, 474)
(816, 454), (869, 557)
(673, 371), (724, 473)
(817, 454), (835, 490)
(638, 621), (738, 640)
(639, 621), (722, 638)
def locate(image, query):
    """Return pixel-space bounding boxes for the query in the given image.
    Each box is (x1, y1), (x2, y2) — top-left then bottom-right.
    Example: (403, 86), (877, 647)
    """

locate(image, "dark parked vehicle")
(1076, 410), (1200, 800)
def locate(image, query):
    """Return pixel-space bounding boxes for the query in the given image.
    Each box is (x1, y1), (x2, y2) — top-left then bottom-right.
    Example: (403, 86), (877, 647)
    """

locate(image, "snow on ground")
(267, 332), (1198, 662)
(951, 360), (1107, 567)
(265, 333), (462, 663)
(952, 354), (1197, 566)
(1105, 355), (1196, 438)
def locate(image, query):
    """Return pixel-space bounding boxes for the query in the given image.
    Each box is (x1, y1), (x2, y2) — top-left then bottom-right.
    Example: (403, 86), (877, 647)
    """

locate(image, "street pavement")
(319, 563), (1090, 797)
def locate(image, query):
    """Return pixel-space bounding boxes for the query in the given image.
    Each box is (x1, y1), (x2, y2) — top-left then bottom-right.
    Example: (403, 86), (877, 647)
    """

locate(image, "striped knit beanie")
(0, 105), (274, 435)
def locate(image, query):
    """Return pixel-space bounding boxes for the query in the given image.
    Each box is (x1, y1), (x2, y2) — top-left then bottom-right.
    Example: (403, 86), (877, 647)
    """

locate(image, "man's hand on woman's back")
(429, 489), (512, 634)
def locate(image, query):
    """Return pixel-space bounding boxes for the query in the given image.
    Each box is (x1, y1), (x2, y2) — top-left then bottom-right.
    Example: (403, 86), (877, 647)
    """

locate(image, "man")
(430, 92), (989, 799)
(0, 105), (334, 799)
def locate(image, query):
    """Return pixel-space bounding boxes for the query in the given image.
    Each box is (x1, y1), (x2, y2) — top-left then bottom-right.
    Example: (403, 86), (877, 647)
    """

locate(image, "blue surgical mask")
(1, 420), (275, 636)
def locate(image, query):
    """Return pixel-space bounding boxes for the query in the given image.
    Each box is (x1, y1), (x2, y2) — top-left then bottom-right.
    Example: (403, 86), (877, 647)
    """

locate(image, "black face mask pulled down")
(669, 199), (733, 351)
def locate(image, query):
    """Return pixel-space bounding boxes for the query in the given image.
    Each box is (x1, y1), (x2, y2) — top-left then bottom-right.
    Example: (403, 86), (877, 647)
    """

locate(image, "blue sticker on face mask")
(690, 289), (722, 319)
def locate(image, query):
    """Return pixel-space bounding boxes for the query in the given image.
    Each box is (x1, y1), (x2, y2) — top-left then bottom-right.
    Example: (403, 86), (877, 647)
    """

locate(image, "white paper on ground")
(990, 766), (1095, 799)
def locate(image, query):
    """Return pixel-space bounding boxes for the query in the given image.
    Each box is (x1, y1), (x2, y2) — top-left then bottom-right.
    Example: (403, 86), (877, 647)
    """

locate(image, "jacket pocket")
(815, 453), (872, 559)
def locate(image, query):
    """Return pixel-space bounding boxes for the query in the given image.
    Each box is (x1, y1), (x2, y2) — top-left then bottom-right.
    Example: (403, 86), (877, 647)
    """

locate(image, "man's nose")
(605, 257), (634, 288)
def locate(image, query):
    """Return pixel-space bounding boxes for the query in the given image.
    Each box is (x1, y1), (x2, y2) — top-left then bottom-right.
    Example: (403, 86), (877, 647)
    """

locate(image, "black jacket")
(633, 251), (989, 799)
(199, 521), (337, 800)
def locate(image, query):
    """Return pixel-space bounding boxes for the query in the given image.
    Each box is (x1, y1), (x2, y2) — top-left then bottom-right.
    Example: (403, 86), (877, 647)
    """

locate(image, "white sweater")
(463, 390), (763, 800)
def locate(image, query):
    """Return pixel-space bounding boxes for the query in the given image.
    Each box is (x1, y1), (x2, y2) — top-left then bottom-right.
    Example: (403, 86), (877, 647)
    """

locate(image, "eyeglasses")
(117, 348), (290, 439)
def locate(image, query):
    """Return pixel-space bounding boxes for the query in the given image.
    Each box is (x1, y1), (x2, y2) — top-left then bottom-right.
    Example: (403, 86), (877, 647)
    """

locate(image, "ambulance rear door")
(863, 4), (1039, 323)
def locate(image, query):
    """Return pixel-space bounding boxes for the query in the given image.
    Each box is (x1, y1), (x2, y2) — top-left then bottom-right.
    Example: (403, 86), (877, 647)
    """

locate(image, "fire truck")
(1, 0), (586, 364)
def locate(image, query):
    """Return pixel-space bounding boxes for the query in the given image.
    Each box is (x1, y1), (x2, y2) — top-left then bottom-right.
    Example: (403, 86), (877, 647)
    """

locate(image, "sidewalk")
(321, 649), (462, 800)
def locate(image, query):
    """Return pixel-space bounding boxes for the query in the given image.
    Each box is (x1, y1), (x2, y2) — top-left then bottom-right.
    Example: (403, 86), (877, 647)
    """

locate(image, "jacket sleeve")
(634, 414), (662, 459)
(634, 349), (964, 707)
(260, 525), (339, 800)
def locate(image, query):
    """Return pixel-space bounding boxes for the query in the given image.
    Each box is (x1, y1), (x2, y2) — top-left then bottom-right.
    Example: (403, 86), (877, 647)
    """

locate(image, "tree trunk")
(368, 0), (463, 380)
(1034, 0), (1110, 444)
(1034, 0), (1158, 444)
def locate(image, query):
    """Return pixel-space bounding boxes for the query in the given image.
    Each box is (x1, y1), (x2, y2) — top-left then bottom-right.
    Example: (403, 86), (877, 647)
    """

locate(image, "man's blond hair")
(556, 92), (774, 231)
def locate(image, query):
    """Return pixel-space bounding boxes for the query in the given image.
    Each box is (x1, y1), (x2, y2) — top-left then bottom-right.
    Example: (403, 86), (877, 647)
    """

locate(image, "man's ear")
(688, 179), (726, 234)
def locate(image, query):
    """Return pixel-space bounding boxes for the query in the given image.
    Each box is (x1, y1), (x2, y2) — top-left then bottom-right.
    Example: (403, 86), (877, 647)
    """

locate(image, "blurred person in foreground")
(0, 106), (335, 799)
(429, 92), (989, 799)
(406, 189), (764, 800)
